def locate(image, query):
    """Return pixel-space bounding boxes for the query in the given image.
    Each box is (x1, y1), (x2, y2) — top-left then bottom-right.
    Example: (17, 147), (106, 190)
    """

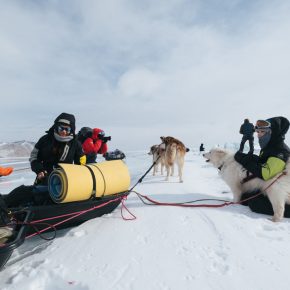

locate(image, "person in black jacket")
(239, 118), (255, 154)
(3, 113), (86, 207)
(30, 112), (86, 185)
(199, 143), (205, 155)
(234, 116), (290, 216)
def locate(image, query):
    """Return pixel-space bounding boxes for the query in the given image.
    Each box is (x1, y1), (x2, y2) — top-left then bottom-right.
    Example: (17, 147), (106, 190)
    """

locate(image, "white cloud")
(1, 0), (290, 150)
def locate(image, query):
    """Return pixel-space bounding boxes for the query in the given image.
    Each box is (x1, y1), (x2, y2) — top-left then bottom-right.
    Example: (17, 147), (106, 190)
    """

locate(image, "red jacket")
(82, 128), (108, 155)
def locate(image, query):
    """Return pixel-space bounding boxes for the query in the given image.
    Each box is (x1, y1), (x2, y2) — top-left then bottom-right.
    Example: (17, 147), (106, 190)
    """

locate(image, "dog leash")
(129, 155), (161, 192)
(130, 171), (287, 209)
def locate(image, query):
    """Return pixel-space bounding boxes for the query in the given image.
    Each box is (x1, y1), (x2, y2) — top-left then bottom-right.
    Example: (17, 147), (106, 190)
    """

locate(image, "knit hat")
(54, 113), (76, 134)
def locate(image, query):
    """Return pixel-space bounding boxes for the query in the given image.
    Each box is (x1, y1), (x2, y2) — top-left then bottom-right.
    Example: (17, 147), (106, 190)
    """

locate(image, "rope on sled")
(26, 195), (127, 239)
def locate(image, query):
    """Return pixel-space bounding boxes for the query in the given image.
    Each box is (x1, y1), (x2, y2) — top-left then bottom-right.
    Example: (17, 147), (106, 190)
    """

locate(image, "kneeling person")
(4, 113), (86, 208)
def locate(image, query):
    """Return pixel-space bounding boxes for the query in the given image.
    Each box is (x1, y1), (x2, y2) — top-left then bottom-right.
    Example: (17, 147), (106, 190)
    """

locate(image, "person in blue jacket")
(238, 118), (255, 154)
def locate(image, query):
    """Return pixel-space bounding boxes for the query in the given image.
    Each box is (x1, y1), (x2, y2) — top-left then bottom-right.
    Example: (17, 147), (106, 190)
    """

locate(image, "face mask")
(54, 132), (73, 142)
(258, 131), (271, 149)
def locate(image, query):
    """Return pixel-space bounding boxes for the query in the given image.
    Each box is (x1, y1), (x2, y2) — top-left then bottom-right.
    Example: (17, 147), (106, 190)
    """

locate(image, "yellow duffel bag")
(48, 160), (130, 203)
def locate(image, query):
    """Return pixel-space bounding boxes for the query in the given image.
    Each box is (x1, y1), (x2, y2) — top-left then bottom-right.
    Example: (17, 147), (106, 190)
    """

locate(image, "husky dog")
(148, 144), (166, 175)
(203, 148), (290, 222)
(160, 136), (187, 183)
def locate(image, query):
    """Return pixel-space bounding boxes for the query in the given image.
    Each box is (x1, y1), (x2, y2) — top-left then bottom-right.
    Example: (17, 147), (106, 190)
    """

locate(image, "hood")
(267, 116), (289, 145)
(47, 112), (76, 136)
(92, 128), (104, 140)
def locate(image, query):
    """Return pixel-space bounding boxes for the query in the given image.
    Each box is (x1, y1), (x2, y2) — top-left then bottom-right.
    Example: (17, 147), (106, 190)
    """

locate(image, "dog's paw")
(271, 216), (282, 222)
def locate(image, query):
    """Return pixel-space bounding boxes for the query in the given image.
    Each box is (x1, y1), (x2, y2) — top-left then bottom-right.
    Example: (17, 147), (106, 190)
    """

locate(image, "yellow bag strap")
(91, 164), (106, 197)
(84, 165), (96, 198)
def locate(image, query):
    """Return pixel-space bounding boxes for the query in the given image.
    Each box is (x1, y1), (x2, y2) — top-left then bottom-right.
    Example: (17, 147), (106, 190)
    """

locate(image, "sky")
(1, 0), (290, 150)
(2, 150), (290, 289)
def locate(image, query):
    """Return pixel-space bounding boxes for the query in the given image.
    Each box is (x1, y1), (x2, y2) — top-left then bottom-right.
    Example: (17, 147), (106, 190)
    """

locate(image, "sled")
(23, 191), (128, 235)
(0, 210), (32, 271)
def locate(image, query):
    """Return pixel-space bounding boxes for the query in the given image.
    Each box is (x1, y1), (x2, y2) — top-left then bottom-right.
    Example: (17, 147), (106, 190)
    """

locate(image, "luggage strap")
(84, 165), (97, 198)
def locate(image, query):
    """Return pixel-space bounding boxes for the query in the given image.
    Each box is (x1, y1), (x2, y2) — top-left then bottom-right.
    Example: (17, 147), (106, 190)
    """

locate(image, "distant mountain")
(0, 141), (35, 157)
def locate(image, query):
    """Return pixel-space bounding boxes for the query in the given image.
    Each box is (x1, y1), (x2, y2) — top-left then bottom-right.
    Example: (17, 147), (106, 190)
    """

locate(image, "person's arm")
(75, 141), (86, 165)
(82, 138), (103, 154)
(98, 142), (108, 155)
(234, 152), (262, 177)
(239, 125), (243, 134)
(29, 138), (45, 174)
(234, 152), (286, 180)
(261, 157), (286, 180)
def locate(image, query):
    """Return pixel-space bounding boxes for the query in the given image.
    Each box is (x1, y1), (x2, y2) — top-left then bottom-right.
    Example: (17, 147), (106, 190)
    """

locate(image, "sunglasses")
(57, 125), (71, 133)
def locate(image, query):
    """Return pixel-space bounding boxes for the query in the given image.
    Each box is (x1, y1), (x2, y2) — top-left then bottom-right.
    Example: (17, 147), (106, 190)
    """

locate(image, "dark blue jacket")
(240, 121), (254, 137)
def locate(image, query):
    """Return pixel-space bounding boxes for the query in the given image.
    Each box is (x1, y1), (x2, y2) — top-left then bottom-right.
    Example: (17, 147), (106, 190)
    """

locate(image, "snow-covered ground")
(1, 150), (290, 290)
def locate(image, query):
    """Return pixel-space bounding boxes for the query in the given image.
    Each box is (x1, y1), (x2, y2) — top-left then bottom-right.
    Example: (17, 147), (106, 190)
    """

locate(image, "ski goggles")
(255, 120), (271, 131)
(57, 125), (71, 134)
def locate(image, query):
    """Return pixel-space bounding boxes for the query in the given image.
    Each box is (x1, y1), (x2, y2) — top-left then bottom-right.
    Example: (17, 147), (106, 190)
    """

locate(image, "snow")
(1, 150), (290, 290)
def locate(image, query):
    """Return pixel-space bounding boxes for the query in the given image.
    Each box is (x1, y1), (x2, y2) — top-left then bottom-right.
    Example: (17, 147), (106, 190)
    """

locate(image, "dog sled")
(24, 191), (128, 235)
(0, 192), (128, 271)
(0, 160), (131, 270)
(0, 210), (32, 271)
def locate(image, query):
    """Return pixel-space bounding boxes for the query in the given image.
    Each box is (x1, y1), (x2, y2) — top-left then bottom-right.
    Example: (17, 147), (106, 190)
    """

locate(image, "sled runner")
(0, 210), (32, 271)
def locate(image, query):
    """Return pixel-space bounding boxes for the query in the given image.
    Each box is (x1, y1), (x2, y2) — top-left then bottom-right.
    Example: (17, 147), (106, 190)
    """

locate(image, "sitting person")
(234, 116), (290, 216)
(82, 128), (109, 163)
(3, 112), (86, 208)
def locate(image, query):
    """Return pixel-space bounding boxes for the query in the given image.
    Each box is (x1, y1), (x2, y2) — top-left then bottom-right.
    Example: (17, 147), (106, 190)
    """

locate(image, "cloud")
(1, 0), (290, 149)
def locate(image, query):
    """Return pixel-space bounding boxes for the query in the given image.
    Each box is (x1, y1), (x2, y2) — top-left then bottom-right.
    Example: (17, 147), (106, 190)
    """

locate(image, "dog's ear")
(215, 149), (227, 157)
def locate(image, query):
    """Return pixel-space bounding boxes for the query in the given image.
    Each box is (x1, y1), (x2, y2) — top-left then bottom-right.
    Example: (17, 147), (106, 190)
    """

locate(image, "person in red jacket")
(82, 128), (109, 163)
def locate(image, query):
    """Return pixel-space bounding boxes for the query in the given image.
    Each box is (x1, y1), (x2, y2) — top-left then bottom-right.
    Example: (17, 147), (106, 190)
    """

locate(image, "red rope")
(26, 196), (124, 239)
(121, 196), (136, 220)
(133, 172), (287, 208)
(137, 193), (235, 208)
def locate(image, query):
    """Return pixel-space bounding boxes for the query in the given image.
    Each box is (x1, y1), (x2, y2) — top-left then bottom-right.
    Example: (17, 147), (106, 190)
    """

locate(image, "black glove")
(234, 151), (247, 164)
(234, 151), (262, 178)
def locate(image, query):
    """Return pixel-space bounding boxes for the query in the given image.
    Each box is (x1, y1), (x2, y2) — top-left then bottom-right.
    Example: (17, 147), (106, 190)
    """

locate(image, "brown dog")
(160, 136), (187, 183)
(148, 144), (166, 175)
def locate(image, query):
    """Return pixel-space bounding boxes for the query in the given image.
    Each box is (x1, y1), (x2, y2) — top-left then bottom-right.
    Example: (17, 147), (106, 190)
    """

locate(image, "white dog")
(148, 144), (166, 176)
(203, 148), (290, 222)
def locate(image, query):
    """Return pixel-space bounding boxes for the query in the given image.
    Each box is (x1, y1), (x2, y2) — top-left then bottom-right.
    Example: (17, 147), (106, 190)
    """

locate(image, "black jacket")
(235, 117), (290, 180)
(30, 132), (84, 184)
(239, 121), (254, 137)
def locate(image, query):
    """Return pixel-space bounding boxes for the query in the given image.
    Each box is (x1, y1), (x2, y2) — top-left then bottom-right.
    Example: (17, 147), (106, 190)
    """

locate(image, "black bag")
(0, 195), (9, 227)
(104, 149), (126, 161)
(77, 127), (93, 144)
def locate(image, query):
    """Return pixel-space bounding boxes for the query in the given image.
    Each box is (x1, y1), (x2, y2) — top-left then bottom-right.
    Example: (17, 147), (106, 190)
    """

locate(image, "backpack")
(77, 127), (93, 144)
(104, 149), (126, 161)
